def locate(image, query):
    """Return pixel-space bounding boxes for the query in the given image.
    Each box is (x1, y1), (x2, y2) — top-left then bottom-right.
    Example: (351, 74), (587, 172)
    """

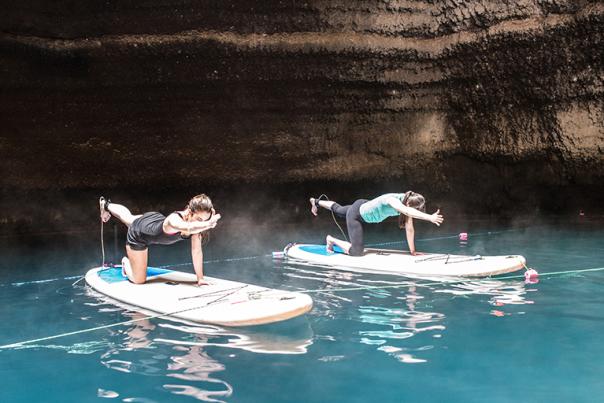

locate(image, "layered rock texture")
(1, 0), (603, 214)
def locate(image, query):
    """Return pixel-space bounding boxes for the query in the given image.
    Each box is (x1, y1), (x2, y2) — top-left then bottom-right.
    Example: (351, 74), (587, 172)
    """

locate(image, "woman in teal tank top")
(309, 191), (444, 256)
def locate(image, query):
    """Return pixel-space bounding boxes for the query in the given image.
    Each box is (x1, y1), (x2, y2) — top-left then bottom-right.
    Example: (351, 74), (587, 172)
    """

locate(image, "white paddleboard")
(85, 266), (313, 326)
(283, 244), (526, 277)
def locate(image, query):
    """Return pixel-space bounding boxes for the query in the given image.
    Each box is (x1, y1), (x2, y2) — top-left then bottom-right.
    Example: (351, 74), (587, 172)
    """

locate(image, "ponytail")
(398, 191), (426, 229)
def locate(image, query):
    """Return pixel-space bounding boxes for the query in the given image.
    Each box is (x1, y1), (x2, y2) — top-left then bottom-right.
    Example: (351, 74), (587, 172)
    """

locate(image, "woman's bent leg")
(326, 235), (352, 254)
(346, 219), (364, 256)
(125, 245), (148, 284)
(346, 200), (366, 256)
(318, 200), (336, 210)
(329, 202), (351, 218)
(108, 203), (143, 226)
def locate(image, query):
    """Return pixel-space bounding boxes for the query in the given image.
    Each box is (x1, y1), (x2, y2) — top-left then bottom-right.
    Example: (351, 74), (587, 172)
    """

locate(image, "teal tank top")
(359, 193), (406, 223)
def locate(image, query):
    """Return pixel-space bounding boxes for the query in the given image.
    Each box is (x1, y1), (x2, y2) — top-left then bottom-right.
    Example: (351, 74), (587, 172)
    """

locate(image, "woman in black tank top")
(99, 194), (221, 286)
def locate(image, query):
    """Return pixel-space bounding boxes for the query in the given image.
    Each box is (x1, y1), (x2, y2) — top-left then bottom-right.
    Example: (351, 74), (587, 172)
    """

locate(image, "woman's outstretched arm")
(387, 197), (443, 226)
(165, 213), (221, 234)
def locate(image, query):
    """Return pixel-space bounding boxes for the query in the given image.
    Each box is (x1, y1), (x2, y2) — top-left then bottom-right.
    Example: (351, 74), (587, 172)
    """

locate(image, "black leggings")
(330, 199), (368, 256)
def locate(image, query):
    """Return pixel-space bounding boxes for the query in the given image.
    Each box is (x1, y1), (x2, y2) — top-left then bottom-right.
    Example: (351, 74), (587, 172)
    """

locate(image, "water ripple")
(163, 345), (233, 402)
(434, 279), (534, 307)
(97, 388), (119, 398)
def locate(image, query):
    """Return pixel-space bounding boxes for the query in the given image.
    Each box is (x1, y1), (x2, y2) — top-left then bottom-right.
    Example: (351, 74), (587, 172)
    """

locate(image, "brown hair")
(398, 191), (426, 229)
(186, 194), (213, 214)
(185, 194), (213, 245)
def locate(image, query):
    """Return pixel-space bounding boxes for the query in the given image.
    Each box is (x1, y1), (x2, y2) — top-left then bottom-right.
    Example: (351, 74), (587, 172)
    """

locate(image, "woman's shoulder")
(378, 193), (405, 201)
(163, 211), (186, 228)
(373, 193), (407, 206)
(167, 210), (186, 219)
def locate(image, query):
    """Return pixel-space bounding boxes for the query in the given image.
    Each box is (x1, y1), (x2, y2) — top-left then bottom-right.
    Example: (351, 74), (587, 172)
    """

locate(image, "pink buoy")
(459, 232), (468, 241)
(524, 268), (539, 284)
(272, 251), (285, 259)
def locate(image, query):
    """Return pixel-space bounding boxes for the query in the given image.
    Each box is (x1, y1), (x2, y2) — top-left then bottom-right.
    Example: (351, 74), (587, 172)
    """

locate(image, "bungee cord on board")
(101, 219), (105, 267)
(314, 194), (348, 242)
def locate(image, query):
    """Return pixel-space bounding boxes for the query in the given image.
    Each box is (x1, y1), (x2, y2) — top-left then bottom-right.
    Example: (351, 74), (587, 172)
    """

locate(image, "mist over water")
(1, 198), (603, 402)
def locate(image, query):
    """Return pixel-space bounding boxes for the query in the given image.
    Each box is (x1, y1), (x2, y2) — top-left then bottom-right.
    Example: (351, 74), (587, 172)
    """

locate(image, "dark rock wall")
(1, 1), (603, 217)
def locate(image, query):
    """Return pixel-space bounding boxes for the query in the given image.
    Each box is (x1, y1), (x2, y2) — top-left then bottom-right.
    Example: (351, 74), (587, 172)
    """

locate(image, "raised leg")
(107, 203), (143, 226)
(310, 197), (337, 216)
(328, 202), (350, 218)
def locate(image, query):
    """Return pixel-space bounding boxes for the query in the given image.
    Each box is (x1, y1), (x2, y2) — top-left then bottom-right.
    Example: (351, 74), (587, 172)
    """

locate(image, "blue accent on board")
(299, 244), (345, 256)
(98, 266), (173, 283)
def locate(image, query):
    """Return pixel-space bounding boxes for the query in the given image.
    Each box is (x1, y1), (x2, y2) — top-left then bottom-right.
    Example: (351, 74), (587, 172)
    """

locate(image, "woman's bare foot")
(325, 235), (335, 253)
(121, 256), (133, 281)
(309, 197), (318, 216)
(99, 197), (111, 223)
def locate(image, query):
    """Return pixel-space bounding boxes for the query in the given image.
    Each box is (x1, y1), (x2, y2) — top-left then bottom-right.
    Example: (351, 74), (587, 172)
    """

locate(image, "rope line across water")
(1, 229), (525, 288)
(0, 285), (250, 350)
(2, 265), (604, 350)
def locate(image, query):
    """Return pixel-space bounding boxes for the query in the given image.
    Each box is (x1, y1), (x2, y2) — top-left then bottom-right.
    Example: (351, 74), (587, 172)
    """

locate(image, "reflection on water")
(434, 279), (534, 306)
(123, 314), (156, 350)
(97, 388), (119, 398)
(282, 262), (537, 364)
(164, 345), (232, 403)
(156, 321), (313, 354)
(0, 284), (315, 402)
(100, 315), (233, 402)
(91, 306), (314, 402)
(356, 283), (446, 364)
(0, 234), (546, 401)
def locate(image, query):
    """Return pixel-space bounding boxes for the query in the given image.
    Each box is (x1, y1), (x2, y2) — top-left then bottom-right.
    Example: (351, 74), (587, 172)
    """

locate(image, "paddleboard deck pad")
(283, 244), (526, 278)
(85, 267), (313, 326)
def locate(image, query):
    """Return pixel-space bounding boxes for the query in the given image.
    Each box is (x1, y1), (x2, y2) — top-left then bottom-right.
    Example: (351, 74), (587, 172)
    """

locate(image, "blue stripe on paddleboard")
(98, 267), (173, 283)
(298, 244), (345, 256)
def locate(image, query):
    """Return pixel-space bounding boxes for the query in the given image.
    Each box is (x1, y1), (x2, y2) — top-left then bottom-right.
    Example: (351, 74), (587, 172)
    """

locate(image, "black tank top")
(132, 211), (190, 246)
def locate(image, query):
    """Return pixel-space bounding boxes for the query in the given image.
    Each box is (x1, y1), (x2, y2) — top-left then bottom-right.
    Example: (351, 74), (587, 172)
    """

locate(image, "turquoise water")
(1, 219), (604, 402)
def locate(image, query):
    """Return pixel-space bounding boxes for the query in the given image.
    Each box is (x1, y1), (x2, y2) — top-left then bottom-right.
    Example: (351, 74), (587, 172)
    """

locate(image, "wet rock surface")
(1, 1), (603, 229)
